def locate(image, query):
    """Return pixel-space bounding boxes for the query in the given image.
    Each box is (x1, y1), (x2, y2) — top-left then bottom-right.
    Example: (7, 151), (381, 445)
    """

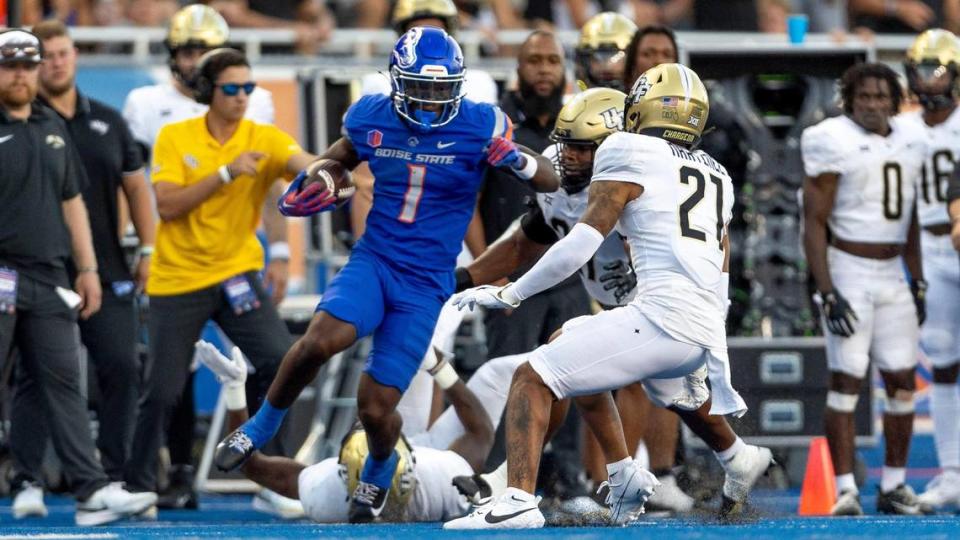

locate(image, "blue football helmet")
(389, 26), (466, 131)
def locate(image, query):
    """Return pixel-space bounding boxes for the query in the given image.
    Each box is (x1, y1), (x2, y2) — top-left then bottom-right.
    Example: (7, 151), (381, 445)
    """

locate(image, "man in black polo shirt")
(473, 30), (590, 360)
(0, 28), (157, 525)
(466, 31), (593, 499)
(13, 20), (155, 492)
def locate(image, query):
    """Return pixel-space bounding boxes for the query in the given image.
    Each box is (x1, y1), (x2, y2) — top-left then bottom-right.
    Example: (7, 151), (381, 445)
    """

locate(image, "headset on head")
(193, 47), (244, 105)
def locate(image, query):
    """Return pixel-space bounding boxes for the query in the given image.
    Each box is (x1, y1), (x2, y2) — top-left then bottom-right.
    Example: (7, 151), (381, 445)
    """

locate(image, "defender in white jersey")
(194, 340), (497, 523)
(801, 62), (928, 516)
(901, 29), (960, 511)
(447, 64), (751, 529)
(450, 87), (770, 520)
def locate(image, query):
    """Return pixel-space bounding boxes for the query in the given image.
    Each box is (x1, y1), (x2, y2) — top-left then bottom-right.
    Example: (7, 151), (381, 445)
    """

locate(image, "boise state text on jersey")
(343, 93), (511, 275)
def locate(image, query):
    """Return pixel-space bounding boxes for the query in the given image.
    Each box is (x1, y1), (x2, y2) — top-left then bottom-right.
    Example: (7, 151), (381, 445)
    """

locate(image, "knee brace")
(826, 391), (859, 413)
(885, 390), (915, 415)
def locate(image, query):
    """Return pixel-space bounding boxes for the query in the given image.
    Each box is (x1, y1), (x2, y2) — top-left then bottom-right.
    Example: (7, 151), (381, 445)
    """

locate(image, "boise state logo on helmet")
(395, 27), (422, 69)
(389, 27), (466, 132)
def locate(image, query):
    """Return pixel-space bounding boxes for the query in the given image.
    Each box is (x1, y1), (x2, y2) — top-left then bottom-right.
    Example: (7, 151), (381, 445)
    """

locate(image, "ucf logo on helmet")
(600, 107), (623, 129)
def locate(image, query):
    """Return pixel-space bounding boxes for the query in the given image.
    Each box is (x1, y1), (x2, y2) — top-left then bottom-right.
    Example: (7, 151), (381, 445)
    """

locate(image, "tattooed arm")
(502, 180), (643, 303)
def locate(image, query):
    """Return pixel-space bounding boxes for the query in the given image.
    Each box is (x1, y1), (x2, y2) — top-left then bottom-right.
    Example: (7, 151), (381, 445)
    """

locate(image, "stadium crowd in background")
(8, 1), (960, 50)
(3, 0), (960, 529)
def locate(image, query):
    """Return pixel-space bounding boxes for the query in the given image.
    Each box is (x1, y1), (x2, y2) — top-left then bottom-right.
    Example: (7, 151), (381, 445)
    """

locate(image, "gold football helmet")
(550, 88), (625, 192)
(165, 4), (229, 51)
(624, 63), (709, 146)
(338, 427), (417, 516)
(575, 12), (638, 91)
(392, 0), (459, 34)
(904, 29), (960, 110)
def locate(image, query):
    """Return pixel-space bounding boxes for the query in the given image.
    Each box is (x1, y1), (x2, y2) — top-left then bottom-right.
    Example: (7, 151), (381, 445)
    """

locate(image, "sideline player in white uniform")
(195, 340), (499, 523)
(359, 0), (498, 104)
(122, 5), (273, 154)
(801, 62), (928, 516)
(446, 63), (749, 529)
(900, 29), (960, 511)
(452, 87), (771, 518)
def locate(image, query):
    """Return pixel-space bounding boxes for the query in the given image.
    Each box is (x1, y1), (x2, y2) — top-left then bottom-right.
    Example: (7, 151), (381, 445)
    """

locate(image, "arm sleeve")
(800, 125), (845, 177)
(119, 115), (145, 175)
(150, 126), (185, 186)
(511, 223), (605, 301)
(520, 203), (559, 245)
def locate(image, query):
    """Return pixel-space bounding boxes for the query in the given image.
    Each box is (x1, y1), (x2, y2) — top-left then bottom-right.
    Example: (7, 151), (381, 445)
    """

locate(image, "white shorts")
(528, 305), (708, 400)
(823, 247), (919, 378)
(642, 364), (710, 412)
(920, 231), (960, 368)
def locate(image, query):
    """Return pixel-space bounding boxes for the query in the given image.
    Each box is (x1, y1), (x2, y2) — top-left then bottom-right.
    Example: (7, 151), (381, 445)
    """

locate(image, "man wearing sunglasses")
(0, 28), (158, 525)
(123, 47), (317, 510)
(122, 5), (292, 512)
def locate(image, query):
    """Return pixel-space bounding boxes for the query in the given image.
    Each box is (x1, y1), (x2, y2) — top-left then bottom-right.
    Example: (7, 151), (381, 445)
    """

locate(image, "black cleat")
(452, 474), (493, 506)
(348, 481), (389, 523)
(215, 429), (256, 472)
(157, 465), (199, 510)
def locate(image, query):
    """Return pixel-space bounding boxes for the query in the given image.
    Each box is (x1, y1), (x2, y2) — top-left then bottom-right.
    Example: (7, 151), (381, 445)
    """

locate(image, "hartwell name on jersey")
(669, 144), (727, 176)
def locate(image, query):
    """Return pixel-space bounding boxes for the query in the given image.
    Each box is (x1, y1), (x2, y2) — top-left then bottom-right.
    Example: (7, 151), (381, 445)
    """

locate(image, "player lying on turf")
(197, 340), (514, 523)
(445, 64), (760, 529)
(447, 87), (772, 520)
(214, 27), (560, 523)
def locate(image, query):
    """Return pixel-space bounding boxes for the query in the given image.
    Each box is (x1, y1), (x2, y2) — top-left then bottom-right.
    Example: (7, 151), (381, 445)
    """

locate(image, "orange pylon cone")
(798, 436), (837, 515)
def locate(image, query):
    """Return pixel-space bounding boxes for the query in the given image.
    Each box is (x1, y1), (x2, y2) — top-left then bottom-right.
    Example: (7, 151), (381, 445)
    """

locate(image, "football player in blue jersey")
(214, 27), (558, 522)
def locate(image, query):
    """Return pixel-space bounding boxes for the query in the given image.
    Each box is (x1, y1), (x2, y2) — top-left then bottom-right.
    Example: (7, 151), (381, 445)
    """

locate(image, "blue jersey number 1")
(399, 165), (426, 223)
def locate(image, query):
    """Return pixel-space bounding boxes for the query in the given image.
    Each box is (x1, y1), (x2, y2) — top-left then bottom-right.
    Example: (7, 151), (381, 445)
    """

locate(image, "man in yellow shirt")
(124, 48), (316, 498)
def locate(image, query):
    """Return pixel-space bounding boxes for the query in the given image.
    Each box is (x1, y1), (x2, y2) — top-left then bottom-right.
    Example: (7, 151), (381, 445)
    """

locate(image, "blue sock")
(360, 450), (399, 490)
(241, 401), (287, 449)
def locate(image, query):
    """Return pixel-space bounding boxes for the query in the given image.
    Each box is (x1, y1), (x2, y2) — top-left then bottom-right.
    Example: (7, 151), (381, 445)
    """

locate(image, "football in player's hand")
(303, 159), (355, 202)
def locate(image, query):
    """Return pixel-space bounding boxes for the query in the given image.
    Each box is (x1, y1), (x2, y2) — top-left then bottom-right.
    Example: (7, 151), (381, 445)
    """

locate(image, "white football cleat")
(76, 482), (158, 526)
(917, 470), (960, 510)
(444, 488), (545, 530)
(645, 474), (695, 514)
(722, 445), (773, 500)
(13, 482), (47, 519)
(599, 461), (661, 525)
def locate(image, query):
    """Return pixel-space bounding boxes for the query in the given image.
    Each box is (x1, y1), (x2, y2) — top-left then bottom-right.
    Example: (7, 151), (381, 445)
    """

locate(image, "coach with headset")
(124, 47), (317, 496)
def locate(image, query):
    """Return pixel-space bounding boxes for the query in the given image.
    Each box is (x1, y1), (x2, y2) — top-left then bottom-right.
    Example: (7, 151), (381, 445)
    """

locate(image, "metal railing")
(66, 26), (915, 64)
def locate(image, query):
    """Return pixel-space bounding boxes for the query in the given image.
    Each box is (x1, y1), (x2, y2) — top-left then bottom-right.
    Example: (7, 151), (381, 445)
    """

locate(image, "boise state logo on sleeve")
(395, 27), (422, 69)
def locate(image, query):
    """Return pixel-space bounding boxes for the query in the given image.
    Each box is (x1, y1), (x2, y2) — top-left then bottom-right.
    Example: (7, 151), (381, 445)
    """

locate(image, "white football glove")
(195, 340), (247, 388)
(451, 284), (521, 312)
